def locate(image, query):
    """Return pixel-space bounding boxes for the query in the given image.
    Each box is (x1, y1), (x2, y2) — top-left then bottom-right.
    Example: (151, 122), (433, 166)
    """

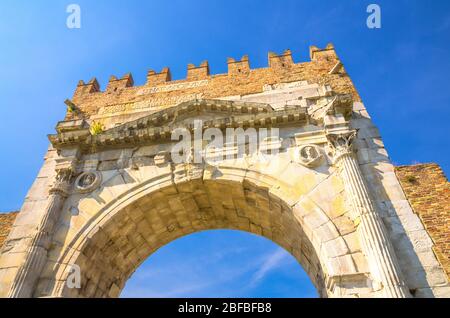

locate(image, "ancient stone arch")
(0, 44), (448, 298)
(52, 174), (338, 298)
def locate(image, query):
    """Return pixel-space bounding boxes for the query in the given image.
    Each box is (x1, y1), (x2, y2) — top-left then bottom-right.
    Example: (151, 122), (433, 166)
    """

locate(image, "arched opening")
(121, 230), (318, 298)
(50, 168), (358, 298)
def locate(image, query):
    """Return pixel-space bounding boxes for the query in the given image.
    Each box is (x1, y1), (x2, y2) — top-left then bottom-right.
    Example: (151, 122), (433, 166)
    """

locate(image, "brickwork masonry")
(0, 212), (18, 249)
(395, 164), (450, 279)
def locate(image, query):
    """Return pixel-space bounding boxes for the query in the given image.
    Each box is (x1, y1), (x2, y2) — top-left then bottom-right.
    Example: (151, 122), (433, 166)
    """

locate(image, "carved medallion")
(75, 171), (101, 193)
(296, 144), (323, 168)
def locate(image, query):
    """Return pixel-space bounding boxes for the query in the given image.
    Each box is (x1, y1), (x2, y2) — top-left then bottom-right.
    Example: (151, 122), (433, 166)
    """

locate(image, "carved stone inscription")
(137, 79), (209, 95)
(99, 93), (204, 115)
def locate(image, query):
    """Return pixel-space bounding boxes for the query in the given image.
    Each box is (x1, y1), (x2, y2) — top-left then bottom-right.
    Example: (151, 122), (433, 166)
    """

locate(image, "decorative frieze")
(136, 79), (209, 95)
(49, 99), (308, 153)
(99, 93), (204, 115)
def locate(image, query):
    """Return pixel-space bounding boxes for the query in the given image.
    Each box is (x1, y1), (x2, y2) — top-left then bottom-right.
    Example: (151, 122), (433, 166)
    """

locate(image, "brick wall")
(395, 164), (450, 279)
(0, 212), (18, 249)
(67, 44), (361, 120)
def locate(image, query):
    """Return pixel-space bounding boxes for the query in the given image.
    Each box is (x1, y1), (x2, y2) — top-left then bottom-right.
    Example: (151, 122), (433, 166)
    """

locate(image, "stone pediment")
(48, 98), (310, 152)
(48, 94), (353, 153)
(103, 98), (277, 134)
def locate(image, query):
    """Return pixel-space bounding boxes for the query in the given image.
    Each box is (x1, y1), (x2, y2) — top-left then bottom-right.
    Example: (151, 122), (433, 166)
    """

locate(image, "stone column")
(8, 168), (73, 298)
(327, 130), (410, 298)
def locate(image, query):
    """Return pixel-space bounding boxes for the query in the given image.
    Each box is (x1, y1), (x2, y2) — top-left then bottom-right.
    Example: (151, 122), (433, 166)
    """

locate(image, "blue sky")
(121, 230), (317, 298)
(0, 1), (449, 297)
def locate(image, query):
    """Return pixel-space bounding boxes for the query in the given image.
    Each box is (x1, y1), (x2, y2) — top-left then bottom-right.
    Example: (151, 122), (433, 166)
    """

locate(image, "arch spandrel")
(31, 97), (379, 298)
(39, 151), (371, 298)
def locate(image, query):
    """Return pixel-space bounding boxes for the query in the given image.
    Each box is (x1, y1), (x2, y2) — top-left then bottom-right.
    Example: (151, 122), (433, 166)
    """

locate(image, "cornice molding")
(48, 96), (352, 154)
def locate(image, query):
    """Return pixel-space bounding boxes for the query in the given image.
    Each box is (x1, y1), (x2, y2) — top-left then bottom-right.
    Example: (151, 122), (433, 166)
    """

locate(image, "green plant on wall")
(64, 99), (77, 113)
(90, 121), (104, 135)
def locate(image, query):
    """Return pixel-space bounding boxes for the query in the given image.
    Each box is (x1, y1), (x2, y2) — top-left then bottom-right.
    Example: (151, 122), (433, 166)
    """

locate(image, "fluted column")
(8, 168), (73, 298)
(327, 131), (410, 298)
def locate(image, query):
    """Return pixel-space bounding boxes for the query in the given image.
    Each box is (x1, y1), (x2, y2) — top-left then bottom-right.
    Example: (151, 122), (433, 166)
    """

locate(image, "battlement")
(106, 73), (134, 93)
(68, 44), (354, 120)
(73, 44), (339, 96)
(309, 43), (338, 61)
(147, 67), (171, 85)
(268, 49), (294, 69)
(187, 61), (210, 80)
(74, 78), (100, 97)
(227, 55), (250, 76)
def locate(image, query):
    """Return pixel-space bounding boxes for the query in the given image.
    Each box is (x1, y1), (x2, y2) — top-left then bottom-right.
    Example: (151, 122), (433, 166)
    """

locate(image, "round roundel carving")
(297, 144), (323, 168)
(75, 171), (102, 193)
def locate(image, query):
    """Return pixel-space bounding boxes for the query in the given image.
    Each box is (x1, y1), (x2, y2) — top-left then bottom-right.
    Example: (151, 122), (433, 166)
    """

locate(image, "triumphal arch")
(0, 44), (448, 298)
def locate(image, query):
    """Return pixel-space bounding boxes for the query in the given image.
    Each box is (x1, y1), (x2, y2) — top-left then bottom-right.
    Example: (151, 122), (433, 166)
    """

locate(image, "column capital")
(326, 130), (357, 164)
(49, 168), (73, 197)
(50, 147), (80, 196)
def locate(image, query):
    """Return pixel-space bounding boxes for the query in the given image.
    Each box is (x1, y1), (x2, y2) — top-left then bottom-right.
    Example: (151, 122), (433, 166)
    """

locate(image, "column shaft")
(328, 131), (410, 298)
(8, 170), (71, 298)
(340, 153), (409, 297)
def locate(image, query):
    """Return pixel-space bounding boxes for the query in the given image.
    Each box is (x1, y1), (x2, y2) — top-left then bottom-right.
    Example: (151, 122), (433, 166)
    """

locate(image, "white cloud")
(249, 248), (290, 287)
(121, 233), (304, 298)
(121, 243), (259, 297)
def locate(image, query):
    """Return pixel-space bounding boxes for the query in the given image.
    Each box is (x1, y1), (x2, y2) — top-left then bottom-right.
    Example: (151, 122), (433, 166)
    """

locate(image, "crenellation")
(310, 43), (339, 61)
(227, 55), (250, 76)
(66, 45), (362, 120)
(73, 78), (100, 100)
(268, 49), (294, 69)
(146, 67), (171, 86)
(187, 61), (210, 81)
(106, 73), (134, 93)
